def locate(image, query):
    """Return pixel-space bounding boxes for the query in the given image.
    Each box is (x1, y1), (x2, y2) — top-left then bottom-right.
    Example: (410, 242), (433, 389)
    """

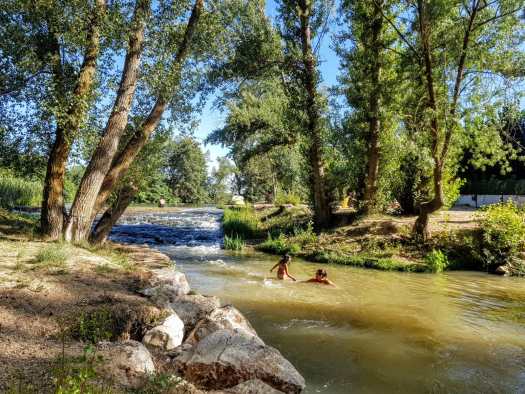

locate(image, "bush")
(223, 235), (245, 251)
(425, 249), (449, 273)
(222, 208), (258, 238)
(479, 202), (525, 269)
(0, 170), (41, 208)
(257, 233), (301, 255)
(275, 191), (302, 206)
(291, 222), (317, 246)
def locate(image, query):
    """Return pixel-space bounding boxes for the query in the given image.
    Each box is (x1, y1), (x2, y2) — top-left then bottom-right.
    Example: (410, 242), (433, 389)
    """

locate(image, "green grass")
(257, 233), (301, 255)
(222, 207), (259, 238)
(223, 234), (245, 250)
(33, 243), (69, 273)
(0, 170), (41, 208)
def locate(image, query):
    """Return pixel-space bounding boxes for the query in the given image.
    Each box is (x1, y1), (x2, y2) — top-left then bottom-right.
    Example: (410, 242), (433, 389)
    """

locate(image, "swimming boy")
(270, 254), (296, 281)
(305, 269), (335, 286)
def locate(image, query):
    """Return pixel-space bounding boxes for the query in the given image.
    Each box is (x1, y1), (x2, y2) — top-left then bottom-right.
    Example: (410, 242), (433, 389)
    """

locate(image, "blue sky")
(195, 0), (340, 172)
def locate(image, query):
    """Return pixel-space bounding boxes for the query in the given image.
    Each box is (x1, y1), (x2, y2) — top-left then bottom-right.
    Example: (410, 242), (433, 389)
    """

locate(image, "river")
(110, 208), (525, 394)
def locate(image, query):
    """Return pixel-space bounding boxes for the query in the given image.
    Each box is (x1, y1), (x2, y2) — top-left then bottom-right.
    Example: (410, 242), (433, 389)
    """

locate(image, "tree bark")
(40, 0), (105, 240)
(298, 0), (331, 231)
(362, 2), (383, 214)
(90, 0), (204, 222)
(89, 183), (138, 245)
(64, 0), (149, 242)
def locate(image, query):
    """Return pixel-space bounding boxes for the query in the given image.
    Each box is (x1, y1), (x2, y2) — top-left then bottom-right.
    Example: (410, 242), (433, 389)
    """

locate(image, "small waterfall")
(110, 208), (224, 260)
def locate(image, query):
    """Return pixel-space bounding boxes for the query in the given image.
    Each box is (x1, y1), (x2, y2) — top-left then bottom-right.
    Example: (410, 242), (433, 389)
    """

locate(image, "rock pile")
(99, 256), (306, 393)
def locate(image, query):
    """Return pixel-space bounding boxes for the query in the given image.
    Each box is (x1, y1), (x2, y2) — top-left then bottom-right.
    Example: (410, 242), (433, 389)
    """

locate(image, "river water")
(111, 208), (525, 394)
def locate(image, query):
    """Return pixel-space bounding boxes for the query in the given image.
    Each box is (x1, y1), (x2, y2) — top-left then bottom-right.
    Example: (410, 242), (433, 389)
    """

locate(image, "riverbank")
(0, 209), (305, 393)
(222, 205), (525, 275)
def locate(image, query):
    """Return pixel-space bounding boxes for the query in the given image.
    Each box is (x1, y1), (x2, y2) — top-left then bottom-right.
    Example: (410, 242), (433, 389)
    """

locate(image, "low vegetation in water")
(222, 207), (259, 239)
(425, 249), (450, 273)
(223, 234), (245, 250)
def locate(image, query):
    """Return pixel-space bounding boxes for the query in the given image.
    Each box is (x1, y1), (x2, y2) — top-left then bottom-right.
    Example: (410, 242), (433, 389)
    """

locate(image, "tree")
(64, 0), (151, 242)
(276, 0), (333, 230)
(89, 127), (172, 244)
(385, 0), (524, 238)
(336, 0), (400, 213)
(165, 136), (208, 204)
(208, 157), (235, 204)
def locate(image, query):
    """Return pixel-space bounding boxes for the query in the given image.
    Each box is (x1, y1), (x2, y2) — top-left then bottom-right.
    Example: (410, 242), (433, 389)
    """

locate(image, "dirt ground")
(0, 218), (172, 393)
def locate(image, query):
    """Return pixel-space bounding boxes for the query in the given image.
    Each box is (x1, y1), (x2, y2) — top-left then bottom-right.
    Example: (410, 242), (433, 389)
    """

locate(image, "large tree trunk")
(64, 0), (149, 242)
(88, 0), (204, 236)
(298, 0), (331, 231)
(362, 3), (383, 214)
(89, 184), (138, 245)
(40, 0), (105, 239)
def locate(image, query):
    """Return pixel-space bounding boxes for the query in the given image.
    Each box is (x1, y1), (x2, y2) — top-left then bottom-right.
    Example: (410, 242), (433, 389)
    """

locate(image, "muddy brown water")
(111, 208), (525, 394)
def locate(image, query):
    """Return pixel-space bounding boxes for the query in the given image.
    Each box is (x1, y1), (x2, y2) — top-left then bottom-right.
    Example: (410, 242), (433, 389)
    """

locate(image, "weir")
(111, 208), (525, 393)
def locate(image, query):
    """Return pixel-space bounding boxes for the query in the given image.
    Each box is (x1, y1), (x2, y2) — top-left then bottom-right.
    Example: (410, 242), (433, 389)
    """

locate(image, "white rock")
(98, 340), (155, 388)
(147, 268), (190, 295)
(168, 294), (221, 330)
(174, 330), (305, 394)
(143, 313), (185, 351)
(186, 305), (258, 345)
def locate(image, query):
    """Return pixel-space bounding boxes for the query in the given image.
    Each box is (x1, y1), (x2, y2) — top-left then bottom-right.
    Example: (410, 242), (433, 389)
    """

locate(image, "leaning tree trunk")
(41, 0), (105, 239)
(298, 0), (331, 231)
(90, 0), (203, 222)
(64, 0), (149, 242)
(362, 3), (383, 215)
(413, 0), (443, 240)
(89, 184), (138, 245)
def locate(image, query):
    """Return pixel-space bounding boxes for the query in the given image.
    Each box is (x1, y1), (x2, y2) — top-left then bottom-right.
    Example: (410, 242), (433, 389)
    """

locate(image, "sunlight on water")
(111, 208), (525, 394)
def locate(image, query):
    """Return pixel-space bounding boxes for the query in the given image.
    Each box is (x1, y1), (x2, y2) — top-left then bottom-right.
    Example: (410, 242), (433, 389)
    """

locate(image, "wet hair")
(316, 269), (327, 278)
(283, 254), (291, 262)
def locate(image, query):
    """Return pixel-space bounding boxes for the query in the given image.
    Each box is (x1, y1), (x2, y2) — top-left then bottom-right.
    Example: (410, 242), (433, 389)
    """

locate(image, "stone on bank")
(143, 313), (185, 351)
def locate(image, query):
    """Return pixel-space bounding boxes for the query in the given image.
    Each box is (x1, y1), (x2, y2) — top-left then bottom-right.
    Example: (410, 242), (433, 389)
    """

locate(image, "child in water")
(305, 269), (335, 286)
(270, 254), (296, 281)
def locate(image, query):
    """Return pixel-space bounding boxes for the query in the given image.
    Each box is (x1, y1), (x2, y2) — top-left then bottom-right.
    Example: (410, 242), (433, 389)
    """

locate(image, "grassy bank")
(0, 208), (195, 392)
(221, 205), (525, 274)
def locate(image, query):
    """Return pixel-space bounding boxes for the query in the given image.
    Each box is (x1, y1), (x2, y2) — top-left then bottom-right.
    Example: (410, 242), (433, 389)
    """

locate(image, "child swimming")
(270, 254), (296, 281)
(304, 269), (335, 286)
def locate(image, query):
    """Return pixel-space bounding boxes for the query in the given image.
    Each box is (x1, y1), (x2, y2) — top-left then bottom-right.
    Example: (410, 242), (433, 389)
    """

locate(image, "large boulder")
(210, 379), (283, 393)
(168, 294), (221, 330)
(174, 330), (305, 394)
(143, 313), (185, 351)
(98, 340), (155, 388)
(143, 268), (190, 295)
(186, 305), (258, 346)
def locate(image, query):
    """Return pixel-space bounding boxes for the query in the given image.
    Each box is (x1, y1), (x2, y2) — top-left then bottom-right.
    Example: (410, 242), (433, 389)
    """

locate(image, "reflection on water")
(111, 208), (525, 394)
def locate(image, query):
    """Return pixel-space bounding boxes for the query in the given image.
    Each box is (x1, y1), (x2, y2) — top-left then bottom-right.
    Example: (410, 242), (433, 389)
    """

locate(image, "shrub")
(275, 191), (302, 206)
(53, 345), (112, 394)
(257, 233), (300, 255)
(222, 208), (258, 238)
(291, 222), (317, 246)
(223, 235), (245, 251)
(74, 308), (114, 344)
(479, 202), (525, 269)
(0, 170), (42, 208)
(425, 249), (449, 273)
